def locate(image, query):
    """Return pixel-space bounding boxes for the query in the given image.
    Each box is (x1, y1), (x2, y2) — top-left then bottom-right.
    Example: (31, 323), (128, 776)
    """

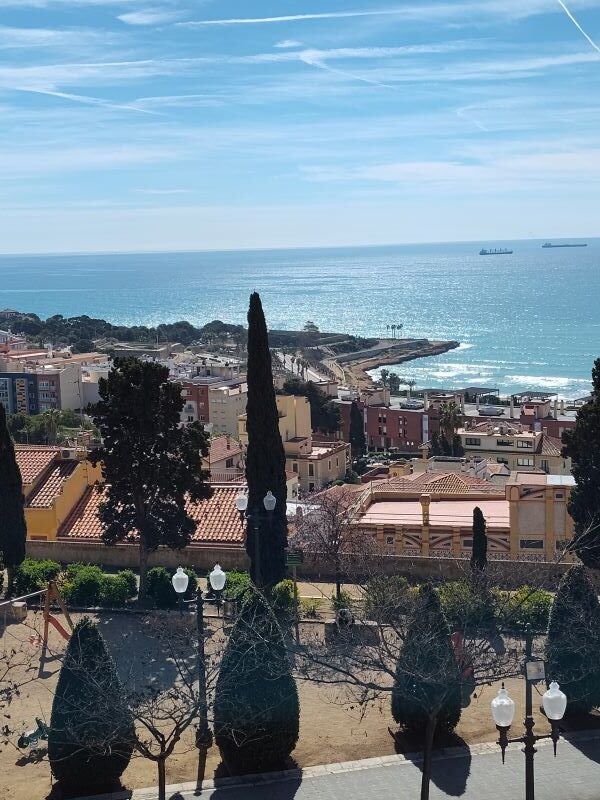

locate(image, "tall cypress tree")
(48, 618), (135, 795)
(349, 400), (366, 461)
(546, 566), (600, 714)
(0, 404), (27, 594)
(471, 506), (487, 571)
(562, 358), (600, 567)
(245, 293), (288, 589)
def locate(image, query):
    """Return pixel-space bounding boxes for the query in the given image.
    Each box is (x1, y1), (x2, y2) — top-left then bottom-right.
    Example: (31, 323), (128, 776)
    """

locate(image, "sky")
(1, 0), (600, 253)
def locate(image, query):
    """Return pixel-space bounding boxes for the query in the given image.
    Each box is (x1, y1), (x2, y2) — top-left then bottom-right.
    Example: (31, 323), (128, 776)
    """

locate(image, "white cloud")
(118, 8), (182, 26)
(275, 40), (303, 49)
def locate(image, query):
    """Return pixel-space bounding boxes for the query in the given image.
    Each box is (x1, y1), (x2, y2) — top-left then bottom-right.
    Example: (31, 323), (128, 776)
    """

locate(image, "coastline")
(326, 339), (461, 390)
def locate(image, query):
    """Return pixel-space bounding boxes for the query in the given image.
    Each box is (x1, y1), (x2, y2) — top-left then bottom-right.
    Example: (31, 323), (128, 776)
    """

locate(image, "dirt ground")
(0, 609), (593, 800)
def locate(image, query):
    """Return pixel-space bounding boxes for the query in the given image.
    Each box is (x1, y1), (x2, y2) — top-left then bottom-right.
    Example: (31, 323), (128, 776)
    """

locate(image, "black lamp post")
(235, 490), (277, 587)
(171, 564), (227, 749)
(490, 625), (567, 800)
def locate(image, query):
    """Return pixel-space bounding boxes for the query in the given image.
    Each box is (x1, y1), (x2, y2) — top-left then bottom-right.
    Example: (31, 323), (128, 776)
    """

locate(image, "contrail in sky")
(180, 10), (404, 27)
(557, 0), (600, 54)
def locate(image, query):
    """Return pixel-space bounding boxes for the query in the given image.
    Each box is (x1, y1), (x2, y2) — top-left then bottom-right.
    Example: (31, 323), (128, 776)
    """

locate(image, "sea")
(0, 239), (598, 399)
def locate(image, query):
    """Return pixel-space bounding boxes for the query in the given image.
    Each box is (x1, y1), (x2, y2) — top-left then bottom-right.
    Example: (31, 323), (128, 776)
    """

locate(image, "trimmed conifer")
(245, 293), (288, 589)
(471, 506), (487, 571)
(214, 592), (299, 773)
(48, 617), (135, 795)
(0, 404), (27, 593)
(546, 565), (600, 714)
(349, 400), (366, 461)
(392, 583), (462, 733)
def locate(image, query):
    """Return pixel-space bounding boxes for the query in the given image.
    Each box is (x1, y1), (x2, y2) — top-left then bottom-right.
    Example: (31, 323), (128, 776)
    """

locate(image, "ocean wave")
(506, 374), (591, 389)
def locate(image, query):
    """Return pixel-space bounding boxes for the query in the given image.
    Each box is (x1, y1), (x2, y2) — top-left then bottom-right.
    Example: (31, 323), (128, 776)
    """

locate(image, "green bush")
(331, 590), (355, 613)
(546, 566), (600, 714)
(364, 576), (412, 623)
(496, 586), (553, 633)
(116, 569), (137, 599)
(48, 618), (135, 795)
(392, 583), (462, 734)
(438, 580), (494, 632)
(300, 598), (321, 618)
(272, 579), (295, 613)
(214, 594), (300, 773)
(14, 558), (61, 596)
(146, 566), (197, 608)
(62, 565), (104, 606)
(99, 574), (134, 607)
(223, 570), (254, 604)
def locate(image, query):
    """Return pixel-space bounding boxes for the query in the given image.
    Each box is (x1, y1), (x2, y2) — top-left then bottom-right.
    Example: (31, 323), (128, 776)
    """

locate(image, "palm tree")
(386, 324), (390, 339)
(380, 369), (390, 388)
(405, 379), (416, 399)
(391, 324), (396, 339)
(397, 323), (403, 338)
(439, 401), (462, 444)
(44, 408), (61, 445)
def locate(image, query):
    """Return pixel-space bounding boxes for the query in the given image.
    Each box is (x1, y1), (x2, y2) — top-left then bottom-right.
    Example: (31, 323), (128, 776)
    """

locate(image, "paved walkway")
(88, 733), (600, 800)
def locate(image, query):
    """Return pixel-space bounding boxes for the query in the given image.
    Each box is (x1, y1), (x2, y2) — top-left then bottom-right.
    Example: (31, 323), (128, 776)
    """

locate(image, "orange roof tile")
(540, 435), (563, 457)
(207, 436), (243, 464)
(59, 484), (245, 546)
(377, 471), (503, 496)
(27, 460), (79, 508)
(15, 446), (59, 486)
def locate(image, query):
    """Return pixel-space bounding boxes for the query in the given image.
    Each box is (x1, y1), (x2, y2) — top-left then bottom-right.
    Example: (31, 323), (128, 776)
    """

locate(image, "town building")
(238, 394), (349, 493)
(180, 377), (247, 435)
(456, 420), (570, 475)
(203, 436), (245, 483)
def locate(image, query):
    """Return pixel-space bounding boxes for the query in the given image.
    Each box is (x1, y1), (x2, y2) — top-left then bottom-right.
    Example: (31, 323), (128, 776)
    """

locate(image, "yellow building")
(16, 445), (102, 541)
(239, 394), (349, 494)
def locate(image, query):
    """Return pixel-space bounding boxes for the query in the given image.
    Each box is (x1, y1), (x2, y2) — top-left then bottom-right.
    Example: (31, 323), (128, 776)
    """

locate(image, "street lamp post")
(490, 626), (567, 800)
(235, 490), (277, 588)
(171, 564), (227, 749)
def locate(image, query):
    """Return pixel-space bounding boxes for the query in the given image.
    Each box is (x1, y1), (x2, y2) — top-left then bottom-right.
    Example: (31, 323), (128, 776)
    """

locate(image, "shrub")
(546, 566), (600, 714)
(116, 569), (138, 599)
(438, 579), (495, 632)
(331, 589), (355, 613)
(146, 566), (197, 608)
(214, 593), (300, 773)
(48, 618), (135, 795)
(271, 579), (295, 613)
(99, 574), (134, 607)
(364, 576), (412, 623)
(496, 586), (553, 633)
(62, 565), (104, 606)
(392, 583), (462, 734)
(300, 598), (321, 618)
(14, 558), (61, 596)
(223, 570), (254, 605)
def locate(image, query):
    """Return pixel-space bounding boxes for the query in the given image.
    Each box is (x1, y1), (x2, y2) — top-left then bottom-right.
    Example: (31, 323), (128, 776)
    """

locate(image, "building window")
(225, 458), (234, 469)
(520, 539), (544, 549)
(496, 439), (514, 447)
(517, 440), (533, 449)
(187, 415), (194, 423)
(336, 457), (339, 467)
(386, 536), (394, 546)
(465, 437), (481, 446)
(555, 492), (564, 499)
(308, 464), (314, 477)
(292, 463), (298, 473)
(328, 460), (331, 470)
(541, 460), (549, 473)
(497, 457), (509, 464)
(516, 457), (534, 467)
(462, 538), (473, 548)
(309, 482), (315, 492)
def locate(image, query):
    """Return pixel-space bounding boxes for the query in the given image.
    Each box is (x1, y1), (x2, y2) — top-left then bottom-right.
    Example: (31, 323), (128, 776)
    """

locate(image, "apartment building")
(457, 420), (570, 475)
(239, 394), (349, 493)
(180, 377), (247, 435)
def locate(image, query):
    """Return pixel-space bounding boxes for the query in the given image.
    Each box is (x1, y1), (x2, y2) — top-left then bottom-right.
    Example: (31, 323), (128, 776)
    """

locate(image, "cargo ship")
(542, 242), (587, 248)
(479, 248), (513, 255)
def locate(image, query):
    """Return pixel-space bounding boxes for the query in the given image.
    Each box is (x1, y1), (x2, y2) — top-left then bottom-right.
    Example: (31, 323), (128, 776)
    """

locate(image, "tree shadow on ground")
(559, 710), (600, 765)
(391, 729), (472, 797)
(203, 763), (302, 800)
(45, 778), (129, 799)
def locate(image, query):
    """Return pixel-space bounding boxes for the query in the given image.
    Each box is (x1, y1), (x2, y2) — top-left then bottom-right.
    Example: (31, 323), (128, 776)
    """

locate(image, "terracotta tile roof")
(539, 435), (563, 457)
(207, 436), (243, 464)
(376, 471), (503, 496)
(15, 446), (59, 486)
(59, 484), (245, 546)
(27, 460), (79, 508)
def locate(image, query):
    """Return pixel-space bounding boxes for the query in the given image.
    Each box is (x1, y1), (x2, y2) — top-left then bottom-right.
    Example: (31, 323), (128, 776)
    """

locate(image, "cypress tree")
(0, 404), (27, 594)
(562, 358), (600, 567)
(392, 583), (462, 733)
(546, 566), (600, 714)
(245, 293), (288, 589)
(349, 400), (366, 461)
(48, 618), (135, 795)
(471, 506), (487, 571)
(214, 593), (299, 773)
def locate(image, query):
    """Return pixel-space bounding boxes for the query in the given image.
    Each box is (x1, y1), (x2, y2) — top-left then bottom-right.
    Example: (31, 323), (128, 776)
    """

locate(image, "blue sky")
(1, 0), (600, 253)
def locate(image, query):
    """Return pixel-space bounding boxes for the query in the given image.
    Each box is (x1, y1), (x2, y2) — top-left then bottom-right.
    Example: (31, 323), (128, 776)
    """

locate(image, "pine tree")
(349, 401), (366, 461)
(48, 618), (135, 795)
(562, 358), (600, 567)
(471, 506), (487, 571)
(0, 404), (27, 594)
(392, 583), (462, 734)
(214, 593), (300, 773)
(245, 293), (288, 589)
(546, 566), (600, 714)
(90, 358), (212, 600)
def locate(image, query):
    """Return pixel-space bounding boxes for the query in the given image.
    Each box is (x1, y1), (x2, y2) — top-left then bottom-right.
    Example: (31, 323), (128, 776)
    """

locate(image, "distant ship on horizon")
(542, 242), (587, 248)
(479, 247), (513, 255)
